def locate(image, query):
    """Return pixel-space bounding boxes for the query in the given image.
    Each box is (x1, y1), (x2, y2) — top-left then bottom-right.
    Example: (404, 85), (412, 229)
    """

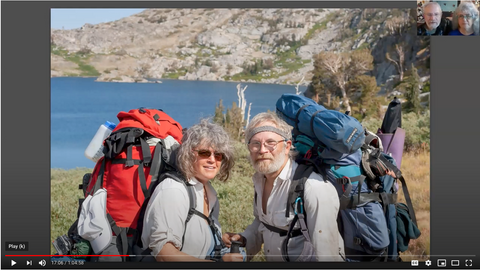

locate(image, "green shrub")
(401, 111), (430, 151)
(362, 110), (430, 152)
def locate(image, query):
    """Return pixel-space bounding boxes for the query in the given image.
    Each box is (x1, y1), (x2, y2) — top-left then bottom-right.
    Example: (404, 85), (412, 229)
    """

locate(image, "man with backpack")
(222, 112), (345, 262)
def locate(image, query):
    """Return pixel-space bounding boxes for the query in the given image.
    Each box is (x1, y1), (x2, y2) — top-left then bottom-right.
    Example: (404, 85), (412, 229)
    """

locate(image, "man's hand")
(222, 232), (245, 247)
(385, 169), (397, 178)
(221, 253), (244, 262)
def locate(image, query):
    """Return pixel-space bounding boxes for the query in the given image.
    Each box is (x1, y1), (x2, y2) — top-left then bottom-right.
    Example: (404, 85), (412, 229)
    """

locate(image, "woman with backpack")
(141, 119), (244, 262)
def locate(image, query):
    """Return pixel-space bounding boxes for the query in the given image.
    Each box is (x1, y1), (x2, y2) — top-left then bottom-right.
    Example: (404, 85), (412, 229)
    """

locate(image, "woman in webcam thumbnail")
(449, 2), (479, 35)
(141, 119), (243, 262)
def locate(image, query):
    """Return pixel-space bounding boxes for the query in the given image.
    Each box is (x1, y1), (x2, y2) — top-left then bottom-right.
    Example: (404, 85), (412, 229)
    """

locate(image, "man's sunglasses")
(193, 149), (225, 162)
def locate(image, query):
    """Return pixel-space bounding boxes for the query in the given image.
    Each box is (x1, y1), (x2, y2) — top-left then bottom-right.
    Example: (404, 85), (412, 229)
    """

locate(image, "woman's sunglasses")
(193, 149), (225, 162)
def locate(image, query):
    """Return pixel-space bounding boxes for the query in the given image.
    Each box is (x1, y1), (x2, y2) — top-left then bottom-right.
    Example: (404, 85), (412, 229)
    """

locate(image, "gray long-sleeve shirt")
(241, 159), (345, 262)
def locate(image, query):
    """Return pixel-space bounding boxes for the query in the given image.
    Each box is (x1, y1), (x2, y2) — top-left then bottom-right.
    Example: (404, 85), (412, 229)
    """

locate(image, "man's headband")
(246, 125), (291, 143)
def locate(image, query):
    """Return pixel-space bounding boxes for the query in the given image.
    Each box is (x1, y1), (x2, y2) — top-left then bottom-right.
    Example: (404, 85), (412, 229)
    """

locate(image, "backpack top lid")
(276, 94), (365, 162)
(115, 108), (183, 142)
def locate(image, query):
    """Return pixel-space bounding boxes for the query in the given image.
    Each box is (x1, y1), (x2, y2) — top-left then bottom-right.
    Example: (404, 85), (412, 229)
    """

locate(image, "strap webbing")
(261, 221), (302, 237)
(163, 172), (198, 252)
(107, 214), (128, 261)
(355, 176), (366, 210)
(90, 158), (106, 196)
(138, 163), (148, 199)
(295, 104), (310, 131)
(397, 175), (418, 226)
(146, 142), (164, 200)
(310, 110), (322, 137)
(374, 153), (418, 226)
(285, 163), (312, 218)
(139, 137), (151, 166)
(192, 208), (224, 249)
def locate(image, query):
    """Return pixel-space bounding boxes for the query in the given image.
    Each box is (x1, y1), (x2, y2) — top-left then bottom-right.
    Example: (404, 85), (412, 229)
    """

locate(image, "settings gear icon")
(425, 260), (432, 266)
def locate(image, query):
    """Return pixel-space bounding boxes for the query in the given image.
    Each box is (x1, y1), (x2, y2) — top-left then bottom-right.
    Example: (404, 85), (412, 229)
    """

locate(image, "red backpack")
(83, 108), (183, 259)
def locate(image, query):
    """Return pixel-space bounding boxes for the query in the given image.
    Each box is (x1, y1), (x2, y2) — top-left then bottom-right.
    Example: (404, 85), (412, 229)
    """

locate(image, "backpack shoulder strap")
(133, 170), (197, 253)
(362, 148), (418, 226)
(285, 163), (313, 218)
(171, 174), (224, 260)
(281, 163), (314, 262)
(397, 175), (417, 226)
(145, 140), (166, 200)
(162, 171), (202, 251)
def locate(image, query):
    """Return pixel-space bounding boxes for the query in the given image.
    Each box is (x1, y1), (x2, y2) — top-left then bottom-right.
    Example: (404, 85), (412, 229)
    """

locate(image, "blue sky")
(51, 9), (146, 30)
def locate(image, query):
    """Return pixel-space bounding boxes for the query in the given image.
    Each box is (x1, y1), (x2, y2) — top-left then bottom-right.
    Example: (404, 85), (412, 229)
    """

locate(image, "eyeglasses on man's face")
(193, 149), (225, 162)
(424, 12), (441, 18)
(248, 139), (286, 152)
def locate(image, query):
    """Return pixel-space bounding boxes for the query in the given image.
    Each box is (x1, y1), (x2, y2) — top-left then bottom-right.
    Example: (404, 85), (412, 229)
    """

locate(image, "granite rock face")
(51, 8), (425, 86)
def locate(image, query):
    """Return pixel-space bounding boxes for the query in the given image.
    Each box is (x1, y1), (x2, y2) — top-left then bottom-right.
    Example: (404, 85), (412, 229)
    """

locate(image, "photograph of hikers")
(51, 8), (430, 263)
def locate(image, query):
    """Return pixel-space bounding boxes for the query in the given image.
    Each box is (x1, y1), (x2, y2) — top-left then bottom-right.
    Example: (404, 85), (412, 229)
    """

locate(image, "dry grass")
(397, 150), (430, 261)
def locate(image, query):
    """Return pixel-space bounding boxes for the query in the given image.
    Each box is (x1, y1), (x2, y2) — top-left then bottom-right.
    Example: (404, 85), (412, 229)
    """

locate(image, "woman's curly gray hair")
(176, 119), (235, 182)
(452, 2), (480, 34)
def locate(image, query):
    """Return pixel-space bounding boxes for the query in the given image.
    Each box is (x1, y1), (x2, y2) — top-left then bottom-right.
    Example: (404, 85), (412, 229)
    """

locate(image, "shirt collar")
(277, 158), (293, 182)
(188, 177), (201, 186)
(188, 177), (218, 201)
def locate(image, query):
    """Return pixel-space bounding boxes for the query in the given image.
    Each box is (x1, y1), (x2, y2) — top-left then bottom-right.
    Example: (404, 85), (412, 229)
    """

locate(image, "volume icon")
(38, 259), (46, 267)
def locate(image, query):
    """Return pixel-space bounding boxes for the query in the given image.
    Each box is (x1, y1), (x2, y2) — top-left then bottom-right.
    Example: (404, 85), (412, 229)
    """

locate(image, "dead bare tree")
(246, 103), (252, 127)
(236, 83), (252, 128)
(314, 49), (373, 112)
(237, 83), (248, 119)
(386, 44), (405, 82)
(295, 76), (305, 95)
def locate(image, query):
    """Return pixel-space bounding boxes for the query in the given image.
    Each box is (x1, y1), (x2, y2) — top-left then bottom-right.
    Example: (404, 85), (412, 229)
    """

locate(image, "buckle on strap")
(337, 176), (351, 185)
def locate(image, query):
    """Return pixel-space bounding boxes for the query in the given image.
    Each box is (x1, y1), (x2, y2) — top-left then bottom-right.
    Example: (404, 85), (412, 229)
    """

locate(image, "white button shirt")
(241, 159), (345, 262)
(141, 177), (220, 259)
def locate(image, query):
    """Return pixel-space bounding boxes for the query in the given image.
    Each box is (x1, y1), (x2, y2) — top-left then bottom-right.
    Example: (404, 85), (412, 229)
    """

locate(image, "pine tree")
(403, 64), (422, 114)
(311, 49), (374, 112)
(214, 99), (225, 125)
(225, 102), (244, 141)
(351, 75), (380, 118)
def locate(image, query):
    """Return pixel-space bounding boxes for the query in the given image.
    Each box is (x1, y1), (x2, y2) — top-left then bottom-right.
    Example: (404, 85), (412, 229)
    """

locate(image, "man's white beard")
(427, 22), (439, 30)
(252, 151), (287, 175)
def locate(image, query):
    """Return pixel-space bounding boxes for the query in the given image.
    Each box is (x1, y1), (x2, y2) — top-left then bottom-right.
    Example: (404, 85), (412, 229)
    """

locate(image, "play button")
(11, 260), (17, 266)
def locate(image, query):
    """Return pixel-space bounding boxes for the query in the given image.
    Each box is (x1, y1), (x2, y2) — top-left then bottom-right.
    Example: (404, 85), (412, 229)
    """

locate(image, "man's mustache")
(255, 155), (273, 162)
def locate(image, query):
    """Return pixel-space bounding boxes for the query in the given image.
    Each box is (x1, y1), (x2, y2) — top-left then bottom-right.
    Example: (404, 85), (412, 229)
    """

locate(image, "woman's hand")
(222, 253), (244, 262)
(222, 232), (245, 247)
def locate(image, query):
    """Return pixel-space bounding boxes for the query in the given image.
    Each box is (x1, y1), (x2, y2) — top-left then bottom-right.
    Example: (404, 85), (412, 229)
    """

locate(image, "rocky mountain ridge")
(51, 8), (427, 89)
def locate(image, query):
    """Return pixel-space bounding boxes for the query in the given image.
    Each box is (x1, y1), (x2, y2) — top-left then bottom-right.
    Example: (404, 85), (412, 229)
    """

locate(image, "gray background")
(2, 1), (479, 268)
